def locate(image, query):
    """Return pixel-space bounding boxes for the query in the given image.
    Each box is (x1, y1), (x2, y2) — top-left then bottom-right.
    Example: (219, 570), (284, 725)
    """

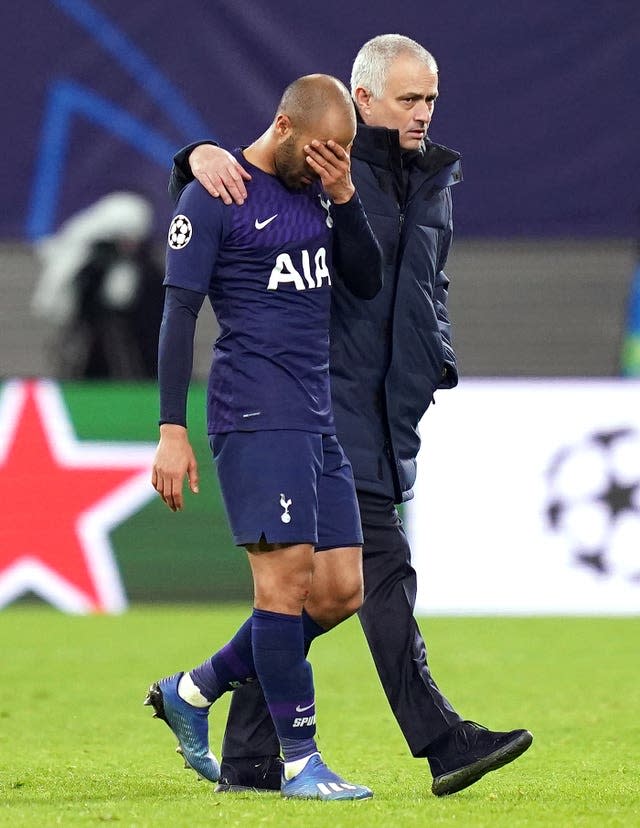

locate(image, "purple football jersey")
(165, 154), (336, 435)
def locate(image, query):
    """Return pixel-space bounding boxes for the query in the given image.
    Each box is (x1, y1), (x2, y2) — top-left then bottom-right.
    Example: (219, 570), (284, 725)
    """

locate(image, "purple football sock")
(301, 608), (326, 655)
(188, 610), (326, 703)
(190, 617), (255, 702)
(251, 608), (317, 761)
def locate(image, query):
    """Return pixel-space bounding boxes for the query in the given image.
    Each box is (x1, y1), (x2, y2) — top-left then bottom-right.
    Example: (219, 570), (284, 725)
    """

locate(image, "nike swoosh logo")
(255, 214), (278, 230)
(295, 701), (315, 713)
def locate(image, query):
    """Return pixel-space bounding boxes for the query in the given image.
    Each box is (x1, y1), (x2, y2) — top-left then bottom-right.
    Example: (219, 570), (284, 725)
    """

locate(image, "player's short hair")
(278, 74), (355, 130)
(350, 34), (438, 99)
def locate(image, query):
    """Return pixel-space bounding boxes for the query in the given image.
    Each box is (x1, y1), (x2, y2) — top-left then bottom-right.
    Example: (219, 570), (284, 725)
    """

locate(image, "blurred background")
(1, 0), (638, 612)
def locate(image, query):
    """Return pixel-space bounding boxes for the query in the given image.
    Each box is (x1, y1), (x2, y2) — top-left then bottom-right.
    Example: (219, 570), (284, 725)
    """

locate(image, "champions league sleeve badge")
(168, 215), (193, 249)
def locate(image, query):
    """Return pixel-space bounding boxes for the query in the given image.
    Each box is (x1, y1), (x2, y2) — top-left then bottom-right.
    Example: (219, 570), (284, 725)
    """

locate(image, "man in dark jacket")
(169, 34), (532, 796)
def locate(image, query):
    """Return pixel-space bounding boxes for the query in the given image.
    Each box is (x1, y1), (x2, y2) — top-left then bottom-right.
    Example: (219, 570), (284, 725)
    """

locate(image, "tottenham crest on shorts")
(168, 215), (192, 249)
(280, 493), (292, 523)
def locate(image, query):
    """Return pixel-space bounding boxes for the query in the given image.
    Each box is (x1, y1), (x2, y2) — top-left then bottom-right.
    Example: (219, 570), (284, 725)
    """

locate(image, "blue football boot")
(144, 672), (220, 783)
(281, 753), (373, 800)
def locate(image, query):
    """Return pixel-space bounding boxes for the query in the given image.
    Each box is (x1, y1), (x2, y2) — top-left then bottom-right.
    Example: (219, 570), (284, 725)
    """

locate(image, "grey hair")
(350, 34), (438, 98)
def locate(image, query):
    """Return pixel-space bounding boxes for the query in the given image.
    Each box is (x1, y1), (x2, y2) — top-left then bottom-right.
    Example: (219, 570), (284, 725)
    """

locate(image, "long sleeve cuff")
(331, 192), (383, 300)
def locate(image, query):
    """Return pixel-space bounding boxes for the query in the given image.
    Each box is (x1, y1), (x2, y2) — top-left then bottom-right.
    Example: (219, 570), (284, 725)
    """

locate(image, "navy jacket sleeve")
(169, 140), (218, 202)
(433, 193), (458, 389)
(331, 192), (383, 300)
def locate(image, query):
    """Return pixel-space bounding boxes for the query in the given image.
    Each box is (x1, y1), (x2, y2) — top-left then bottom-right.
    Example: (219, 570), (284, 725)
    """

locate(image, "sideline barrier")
(4, 378), (639, 614)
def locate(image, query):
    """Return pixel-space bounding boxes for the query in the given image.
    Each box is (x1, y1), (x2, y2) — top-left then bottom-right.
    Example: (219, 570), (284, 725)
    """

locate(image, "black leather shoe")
(427, 721), (533, 796)
(215, 755), (283, 793)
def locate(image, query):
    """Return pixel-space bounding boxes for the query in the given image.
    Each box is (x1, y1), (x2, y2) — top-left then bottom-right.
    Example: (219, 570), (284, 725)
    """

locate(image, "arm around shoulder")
(169, 142), (251, 205)
(169, 141), (218, 201)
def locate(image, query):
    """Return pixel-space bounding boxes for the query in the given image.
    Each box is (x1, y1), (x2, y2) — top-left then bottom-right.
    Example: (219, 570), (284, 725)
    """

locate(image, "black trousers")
(221, 490), (462, 760)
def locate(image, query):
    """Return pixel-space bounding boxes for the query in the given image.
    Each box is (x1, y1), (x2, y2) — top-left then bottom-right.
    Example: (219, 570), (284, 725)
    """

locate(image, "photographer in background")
(31, 191), (163, 379)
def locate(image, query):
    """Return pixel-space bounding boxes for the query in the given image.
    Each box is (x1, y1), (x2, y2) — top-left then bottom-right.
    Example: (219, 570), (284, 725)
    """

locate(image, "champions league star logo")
(544, 428), (640, 584)
(168, 215), (192, 249)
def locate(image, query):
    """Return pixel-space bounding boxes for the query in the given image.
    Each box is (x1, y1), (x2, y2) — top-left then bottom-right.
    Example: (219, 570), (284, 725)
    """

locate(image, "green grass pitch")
(1, 606), (638, 827)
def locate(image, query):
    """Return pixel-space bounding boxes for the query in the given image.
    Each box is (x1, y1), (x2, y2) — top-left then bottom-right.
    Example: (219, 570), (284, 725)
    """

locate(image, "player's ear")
(274, 113), (293, 138)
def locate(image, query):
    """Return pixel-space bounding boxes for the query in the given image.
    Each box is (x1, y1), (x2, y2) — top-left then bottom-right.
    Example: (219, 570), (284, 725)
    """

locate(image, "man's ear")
(354, 87), (373, 115)
(274, 113), (292, 138)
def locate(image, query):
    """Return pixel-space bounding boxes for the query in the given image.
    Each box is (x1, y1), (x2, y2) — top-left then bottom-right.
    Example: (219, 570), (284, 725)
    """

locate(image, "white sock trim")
(177, 672), (211, 707)
(284, 752), (320, 780)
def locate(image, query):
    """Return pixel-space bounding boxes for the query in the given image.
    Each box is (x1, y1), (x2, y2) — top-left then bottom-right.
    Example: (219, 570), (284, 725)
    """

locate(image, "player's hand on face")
(189, 144), (252, 206)
(151, 425), (199, 512)
(304, 139), (355, 205)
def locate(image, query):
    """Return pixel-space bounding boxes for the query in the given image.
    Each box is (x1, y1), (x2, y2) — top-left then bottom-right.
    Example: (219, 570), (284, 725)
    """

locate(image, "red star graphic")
(0, 380), (155, 612)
